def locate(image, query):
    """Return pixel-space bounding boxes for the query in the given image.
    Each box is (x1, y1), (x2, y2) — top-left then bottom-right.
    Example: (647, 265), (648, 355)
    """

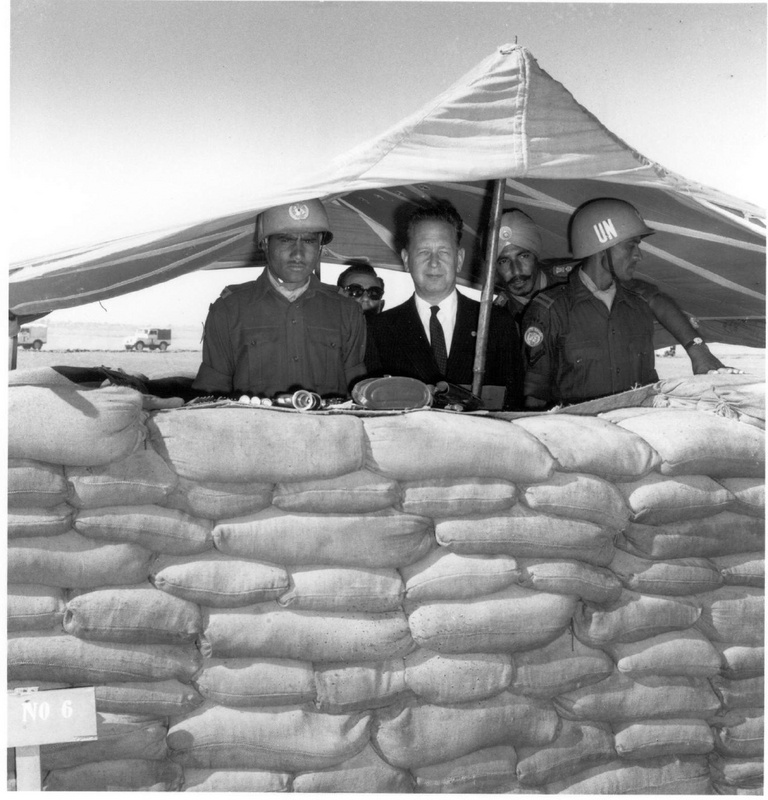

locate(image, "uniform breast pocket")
(306, 325), (344, 379)
(562, 339), (603, 368)
(244, 326), (281, 384)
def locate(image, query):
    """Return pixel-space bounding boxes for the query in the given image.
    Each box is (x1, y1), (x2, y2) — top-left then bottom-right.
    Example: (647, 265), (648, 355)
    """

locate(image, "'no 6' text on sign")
(7, 687), (97, 748)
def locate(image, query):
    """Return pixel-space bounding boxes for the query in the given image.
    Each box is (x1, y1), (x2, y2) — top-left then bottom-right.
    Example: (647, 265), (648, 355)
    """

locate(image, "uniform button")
(293, 356), (299, 362)
(291, 319), (297, 324)
(616, 367), (621, 374)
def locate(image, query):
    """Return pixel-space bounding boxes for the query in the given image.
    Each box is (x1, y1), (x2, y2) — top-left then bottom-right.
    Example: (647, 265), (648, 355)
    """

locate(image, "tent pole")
(471, 179), (505, 397)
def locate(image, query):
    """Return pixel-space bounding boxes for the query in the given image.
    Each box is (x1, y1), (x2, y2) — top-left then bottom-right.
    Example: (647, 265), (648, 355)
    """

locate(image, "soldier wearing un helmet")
(193, 199), (366, 398)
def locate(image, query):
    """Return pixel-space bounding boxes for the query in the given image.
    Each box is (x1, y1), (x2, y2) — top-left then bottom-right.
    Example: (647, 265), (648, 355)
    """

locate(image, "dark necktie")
(430, 305), (448, 376)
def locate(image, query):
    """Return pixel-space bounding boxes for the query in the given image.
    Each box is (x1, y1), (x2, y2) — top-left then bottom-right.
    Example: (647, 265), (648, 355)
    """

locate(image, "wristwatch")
(684, 337), (704, 348)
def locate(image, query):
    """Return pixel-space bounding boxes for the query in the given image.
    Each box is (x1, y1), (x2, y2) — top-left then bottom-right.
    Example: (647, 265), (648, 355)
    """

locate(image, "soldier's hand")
(707, 366), (746, 375)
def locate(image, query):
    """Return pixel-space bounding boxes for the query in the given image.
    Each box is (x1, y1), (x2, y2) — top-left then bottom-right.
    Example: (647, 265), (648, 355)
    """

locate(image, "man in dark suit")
(365, 200), (523, 410)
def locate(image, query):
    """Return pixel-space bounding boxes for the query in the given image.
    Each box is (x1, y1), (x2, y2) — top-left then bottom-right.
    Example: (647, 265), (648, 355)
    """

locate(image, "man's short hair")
(405, 200), (464, 247)
(337, 262), (385, 289)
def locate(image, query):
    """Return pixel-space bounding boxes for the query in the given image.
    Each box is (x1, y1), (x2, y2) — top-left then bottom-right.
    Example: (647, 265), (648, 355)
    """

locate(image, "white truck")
(18, 324), (48, 350)
(124, 327), (172, 351)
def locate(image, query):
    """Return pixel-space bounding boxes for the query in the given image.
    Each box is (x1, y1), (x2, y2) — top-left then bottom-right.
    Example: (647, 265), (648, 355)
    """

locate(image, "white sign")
(7, 687), (98, 748)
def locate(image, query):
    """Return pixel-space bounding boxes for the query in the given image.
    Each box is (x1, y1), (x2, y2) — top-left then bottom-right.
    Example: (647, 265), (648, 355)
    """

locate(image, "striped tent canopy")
(10, 44), (765, 347)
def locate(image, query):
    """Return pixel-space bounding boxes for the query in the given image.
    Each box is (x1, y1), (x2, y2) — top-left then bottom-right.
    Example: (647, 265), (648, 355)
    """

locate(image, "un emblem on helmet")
(289, 203), (310, 221)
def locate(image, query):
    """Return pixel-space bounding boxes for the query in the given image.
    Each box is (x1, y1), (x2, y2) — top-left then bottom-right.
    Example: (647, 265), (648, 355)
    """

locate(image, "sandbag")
(63, 583), (202, 644)
(709, 753), (764, 789)
(182, 767), (291, 792)
(515, 720), (614, 786)
(509, 630), (614, 698)
(695, 587), (765, 645)
(573, 590), (700, 647)
(8, 504), (73, 539)
(554, 673), (721, 722)
(412, 745), (518, 793)
(715, 644), (765, 680)
(609, 548), (722, 595)
(606, 629), (721, 678)
(202, 604), (414, 662)
(149, 407), (365, 482)
(8, 459), (69, 508)
(166, 700), (371, 771)
(407, 584), (576, 654)
(163, 476), (273, 519)
(718, 477), (765, 518)
(314, 658), (410, 713)
(435, 506), (615, 567)
(372, 691), (558, 769)
(74, 504), (213, 555)
(399, 477), (517, 517)
(273, 469), (399, 513)
(194, 657), (315, 707)
(293, 744), (414, 793)
(514, 414), (660, 480)
(621, 513), (763, 560)
(401, 549), (520, 603)
(93, 680), (204, 716)
(9, 384), (146, 466)
(277, 566), (404, 612)
(40, 713), (168, 769)
(150, 551), (289, 608)
(714, 710), (764, 758)
(8, 531), (153, 588)
(364, 412), (555, 482)
(711, 675), (764, 711)
(8, 632), (201, 684)
(711, 553), (765, 587)
(544, 755), (711, 794)
(518, 559), (622, 604)
(404, 649), (513, 704)
(521, 472), (630, 529)
(7, 584), (65, 632)
(66, 447), (177, 508)
(43, 758), (183, 791)
(617, 409), (764, 477)
(618, 473), (734, 524)
(613, 718), (714, 759)
(213, 507), (433, 569)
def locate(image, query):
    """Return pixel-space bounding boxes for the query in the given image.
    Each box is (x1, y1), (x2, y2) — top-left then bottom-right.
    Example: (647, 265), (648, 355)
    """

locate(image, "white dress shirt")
(414, 290), (458, 354)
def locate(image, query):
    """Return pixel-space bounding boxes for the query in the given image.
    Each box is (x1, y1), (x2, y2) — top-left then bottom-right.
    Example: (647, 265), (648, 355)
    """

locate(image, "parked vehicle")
(18, 324), (48, 350)
(124, 328), (172, 351)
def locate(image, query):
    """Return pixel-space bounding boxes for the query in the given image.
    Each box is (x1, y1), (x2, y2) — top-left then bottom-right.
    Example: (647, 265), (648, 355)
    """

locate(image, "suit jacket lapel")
(447, 292), (477, 373)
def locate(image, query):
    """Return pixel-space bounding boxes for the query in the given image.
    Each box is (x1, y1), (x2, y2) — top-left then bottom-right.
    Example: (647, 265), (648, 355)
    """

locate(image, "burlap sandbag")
(167, 700), (371, 771)
(163, 476), (273, 519)
(435, 506), (615, 567)
(544, 755), (711, 794)
(273, 469), (399, 513)
(8, 632), (201, 684)
(202, 605), (414, 662)
(516, 720), (614, 787)
(75, 504), (213, 555)
(411, 745), (518, 793)
(372, 691), (558, 769)
(514, 414), (660, 481)
(714, 710), (764, 758)
(66, 447), (177, 508)
(407, 584), (576, 654)
(8, 531), (154, 588)
(9, 384), (146, 466)
(398, 477), (518, 517)
(43, 758), (183, 792)
(63, 584), (202, 644)
(710, 675), (764, 710)
(149, 407), (365, 482)
(521, 472), (630, 530)
(711, 553), (765, 587)
(314, 658), (410, 713)
(509, 630), (614, 699)
(182, 768), (291, 792)
(150, 551), (289, 608)
(93, 680), (203, 716)
(606, 629), (721, 678)
(717, 477), (764, 518)
(401, 550), (520, 603)
(404, 649), (512, 704)
(709, 752), (764, 791)
(8, 459), (69, 508)
(8, 504), (74, 539)
(364, 412), (555, 482)
(194, 657), (315, 707)
(695, 587), (765, 645)
(617, 409), (764, 477)
(214, 507), (433, 569)
(715, 643), (765, 680)
(609, 548), (723, 596)
(293, 744), (414, 793)
(554, 673), (721, 723)
(517, 559), (622, 604)
(8, 584), (65, 632)
(613, 718), (714, 759)
(277, 566), (404, 612)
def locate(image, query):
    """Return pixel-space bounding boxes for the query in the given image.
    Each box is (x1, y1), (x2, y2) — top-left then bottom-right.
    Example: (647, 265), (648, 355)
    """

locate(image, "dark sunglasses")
(343, 284), (384, 301)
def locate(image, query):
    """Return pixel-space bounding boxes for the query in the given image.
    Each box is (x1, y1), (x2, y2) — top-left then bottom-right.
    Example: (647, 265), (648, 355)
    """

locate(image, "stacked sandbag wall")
(7, 378), (764, 793)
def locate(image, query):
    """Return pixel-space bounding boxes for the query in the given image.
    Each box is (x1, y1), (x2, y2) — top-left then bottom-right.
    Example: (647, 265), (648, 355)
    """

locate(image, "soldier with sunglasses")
(337, 262), (386, 317)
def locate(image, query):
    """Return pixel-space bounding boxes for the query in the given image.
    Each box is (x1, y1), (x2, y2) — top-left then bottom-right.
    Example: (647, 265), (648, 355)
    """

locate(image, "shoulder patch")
(524, 326), (544, 347)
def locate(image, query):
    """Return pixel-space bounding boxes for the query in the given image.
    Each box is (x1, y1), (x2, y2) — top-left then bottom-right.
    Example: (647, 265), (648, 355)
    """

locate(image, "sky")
(9, 0), (767, 325)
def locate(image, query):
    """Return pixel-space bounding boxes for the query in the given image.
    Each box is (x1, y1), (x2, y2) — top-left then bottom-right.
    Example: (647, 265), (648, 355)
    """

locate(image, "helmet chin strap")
(604, 248), (619, 285)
